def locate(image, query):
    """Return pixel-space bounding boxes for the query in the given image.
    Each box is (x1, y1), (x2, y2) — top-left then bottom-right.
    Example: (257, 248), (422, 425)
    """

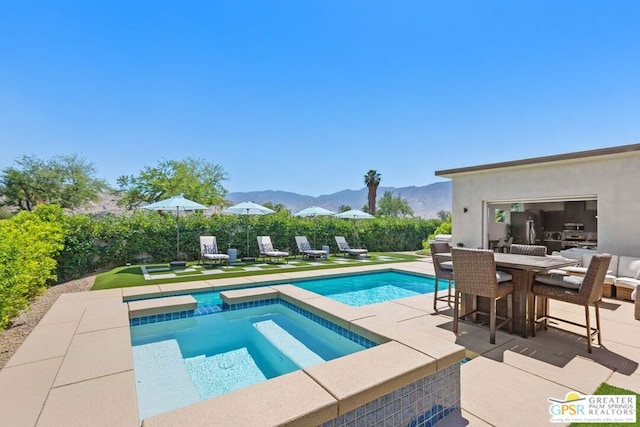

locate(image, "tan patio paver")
(461, 357), (573, 427)
(0, 357), (62, 427)
(38, 371), (139, 427)
(141, 371), (337, 427)
(5, 321), (78, 368)
(76, 299), (129, 333)
(53, 326), (133, 387)
(304, 341), (438, 414)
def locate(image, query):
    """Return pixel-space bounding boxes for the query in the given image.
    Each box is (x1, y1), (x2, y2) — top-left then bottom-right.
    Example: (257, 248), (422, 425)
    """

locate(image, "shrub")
(53, 212), (441, 280)
(0, 205), (64, 329)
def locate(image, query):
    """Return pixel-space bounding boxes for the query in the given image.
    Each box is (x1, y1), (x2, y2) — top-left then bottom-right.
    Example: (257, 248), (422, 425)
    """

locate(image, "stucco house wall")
(436, 147), (640, 257)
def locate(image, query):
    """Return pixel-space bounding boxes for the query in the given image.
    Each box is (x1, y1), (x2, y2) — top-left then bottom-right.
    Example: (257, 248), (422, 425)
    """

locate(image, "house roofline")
(435, 143), (640, 178)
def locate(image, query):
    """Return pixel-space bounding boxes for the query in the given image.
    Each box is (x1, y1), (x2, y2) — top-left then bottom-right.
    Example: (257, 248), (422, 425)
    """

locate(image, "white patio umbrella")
(142, 194), (208, 263)
(293, 206), (336, 246)
(334, 209), (374, 246)
(222, 201), (276, 258)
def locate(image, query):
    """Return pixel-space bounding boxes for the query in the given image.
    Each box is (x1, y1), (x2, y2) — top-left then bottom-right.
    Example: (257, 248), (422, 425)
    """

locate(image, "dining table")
(437, 252), (580, 337)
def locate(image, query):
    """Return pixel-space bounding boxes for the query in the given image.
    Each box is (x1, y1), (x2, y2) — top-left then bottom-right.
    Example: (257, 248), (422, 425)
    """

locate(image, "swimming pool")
(191, 271), (440, 309)
(131, 302), (371, 420)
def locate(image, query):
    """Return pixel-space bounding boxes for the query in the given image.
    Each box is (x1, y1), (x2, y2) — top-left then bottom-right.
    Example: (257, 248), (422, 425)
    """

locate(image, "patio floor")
(397, 259), (640, 426)
(1, 258), (638, 426)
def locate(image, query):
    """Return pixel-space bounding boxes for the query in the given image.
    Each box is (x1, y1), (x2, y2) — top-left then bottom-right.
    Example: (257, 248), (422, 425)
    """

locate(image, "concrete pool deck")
(1, 260), (639, 426)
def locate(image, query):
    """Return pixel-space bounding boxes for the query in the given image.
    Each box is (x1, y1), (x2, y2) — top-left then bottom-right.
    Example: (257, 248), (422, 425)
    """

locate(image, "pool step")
(131, 339), (201, 420)
(252, 319), (324, 368)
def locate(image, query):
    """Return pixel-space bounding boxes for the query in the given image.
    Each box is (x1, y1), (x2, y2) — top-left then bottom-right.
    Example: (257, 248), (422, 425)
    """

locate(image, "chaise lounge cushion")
(200, 236), (230, 265)
(257, 237), (290, 262)
(295, 236), (327, 258)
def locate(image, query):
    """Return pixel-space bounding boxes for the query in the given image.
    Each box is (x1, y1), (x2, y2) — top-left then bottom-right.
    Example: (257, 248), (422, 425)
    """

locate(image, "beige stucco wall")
(446, 151), (640, 257)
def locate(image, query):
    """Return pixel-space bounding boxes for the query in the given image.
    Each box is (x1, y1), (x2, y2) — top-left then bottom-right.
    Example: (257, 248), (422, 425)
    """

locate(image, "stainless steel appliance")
(563, 223), (584, 232)
(562, 223), (586, 248)
(525, 219), (536, 245)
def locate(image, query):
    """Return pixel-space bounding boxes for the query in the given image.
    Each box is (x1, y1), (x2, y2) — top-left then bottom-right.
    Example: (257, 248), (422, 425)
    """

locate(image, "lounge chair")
(256, 236), (289, 263)
(295, 236), (327, 259)
(334, 236), (368, 258)
(199, 236), (229, 267)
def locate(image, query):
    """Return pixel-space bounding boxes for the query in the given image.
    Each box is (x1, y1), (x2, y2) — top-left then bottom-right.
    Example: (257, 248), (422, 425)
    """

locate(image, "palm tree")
(363, 169), (381, 216)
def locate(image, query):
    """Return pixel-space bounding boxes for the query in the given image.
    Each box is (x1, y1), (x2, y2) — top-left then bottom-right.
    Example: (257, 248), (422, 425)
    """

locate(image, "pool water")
(296, 271), (438, 306)
(192, 271), (441, 308)
(131, 303), (367, 420)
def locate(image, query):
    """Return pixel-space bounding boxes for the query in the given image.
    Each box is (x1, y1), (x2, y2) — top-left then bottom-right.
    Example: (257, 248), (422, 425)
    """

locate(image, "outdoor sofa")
(553, 248), (640, 300)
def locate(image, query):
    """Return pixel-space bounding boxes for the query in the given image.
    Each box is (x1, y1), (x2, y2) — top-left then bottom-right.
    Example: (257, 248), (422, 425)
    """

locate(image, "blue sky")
(1, 1), (639, 196)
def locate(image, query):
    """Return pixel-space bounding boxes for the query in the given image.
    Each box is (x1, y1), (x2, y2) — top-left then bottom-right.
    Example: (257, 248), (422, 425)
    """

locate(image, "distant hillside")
(71, 181), (452, 218)
(228, 181), (452, 219)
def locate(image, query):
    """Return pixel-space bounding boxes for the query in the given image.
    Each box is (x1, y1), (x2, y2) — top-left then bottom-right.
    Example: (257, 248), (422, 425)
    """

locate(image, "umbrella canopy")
(334, 209), (373, 246)
(334, 209), (374, 220)
(294, 206), (336, 247)
(293, 206), (336, 217)
(222, 201), (276, 257)
(223, 201), (276, 215)
(142, 194), (209, 212)
(142, 195), (208, 262)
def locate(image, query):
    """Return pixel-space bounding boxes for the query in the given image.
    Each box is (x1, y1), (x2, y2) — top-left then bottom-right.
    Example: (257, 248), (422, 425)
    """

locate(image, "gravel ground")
(0, 276), (95, 370)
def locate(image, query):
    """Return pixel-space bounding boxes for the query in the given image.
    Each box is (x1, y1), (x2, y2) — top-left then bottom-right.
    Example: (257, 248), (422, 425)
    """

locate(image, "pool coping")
(0, 262), (464, 427)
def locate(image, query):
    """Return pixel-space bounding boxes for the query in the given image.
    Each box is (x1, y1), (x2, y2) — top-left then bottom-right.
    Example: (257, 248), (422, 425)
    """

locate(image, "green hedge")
(56, 211), (441, 281)
(0, 205), (64, 329)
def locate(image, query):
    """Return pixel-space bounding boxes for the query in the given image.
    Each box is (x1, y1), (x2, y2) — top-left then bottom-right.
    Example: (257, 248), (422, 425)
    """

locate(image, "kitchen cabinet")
(543, 211), (564, 232)
(564, 201), (585, 223)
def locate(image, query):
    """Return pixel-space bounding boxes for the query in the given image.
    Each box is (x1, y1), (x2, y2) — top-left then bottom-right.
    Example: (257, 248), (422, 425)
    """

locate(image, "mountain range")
(227, 181), (452, 219)
(73, 181), (452, 218)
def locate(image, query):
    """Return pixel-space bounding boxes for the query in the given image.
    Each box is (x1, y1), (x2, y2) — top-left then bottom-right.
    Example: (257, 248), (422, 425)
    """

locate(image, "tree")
(263, 202), (289, 213)
(338, 205), (351, 212)
(0, 154), (107, 211)
(377, 191), (414, 217)
(364, 169), (381, 216)
(436, 210), (451, 221)
(117, 157), (228, 209)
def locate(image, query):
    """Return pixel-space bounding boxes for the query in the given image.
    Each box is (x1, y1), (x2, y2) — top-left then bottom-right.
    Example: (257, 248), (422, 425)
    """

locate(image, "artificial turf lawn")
(91, 252), (422, 290)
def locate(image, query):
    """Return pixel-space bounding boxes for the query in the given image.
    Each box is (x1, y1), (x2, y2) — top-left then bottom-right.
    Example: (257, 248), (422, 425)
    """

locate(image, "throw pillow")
(203, 244), (217, 255)
(300, 241), (311, 251)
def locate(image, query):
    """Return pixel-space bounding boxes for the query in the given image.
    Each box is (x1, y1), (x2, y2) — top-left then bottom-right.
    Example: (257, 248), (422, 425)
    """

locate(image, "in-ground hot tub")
(130, 301), (374, 419)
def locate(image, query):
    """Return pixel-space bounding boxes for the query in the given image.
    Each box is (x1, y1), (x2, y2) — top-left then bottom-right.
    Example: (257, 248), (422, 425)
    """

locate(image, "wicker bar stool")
(451, 248), (514, 344)
(430, 242), (455, 311)
(532, 253), (611, 353)
(510, 244), (547, 256)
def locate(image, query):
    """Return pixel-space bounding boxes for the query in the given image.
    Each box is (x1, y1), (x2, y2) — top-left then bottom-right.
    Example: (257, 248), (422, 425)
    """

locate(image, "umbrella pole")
(176, 210), (180, 261)
(246, 223), (250, 258)
(245, 212), (250, 258)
